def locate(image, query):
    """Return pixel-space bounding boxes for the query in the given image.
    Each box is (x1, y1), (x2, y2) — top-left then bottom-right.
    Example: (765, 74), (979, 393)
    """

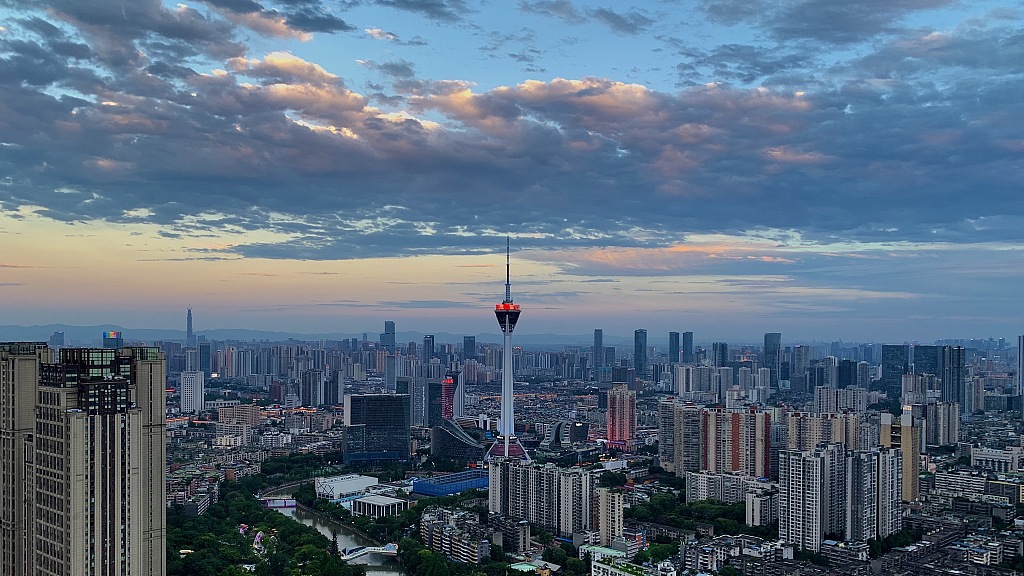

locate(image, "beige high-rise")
(1, 344), (166, 576)
(880, 411), (922, 502)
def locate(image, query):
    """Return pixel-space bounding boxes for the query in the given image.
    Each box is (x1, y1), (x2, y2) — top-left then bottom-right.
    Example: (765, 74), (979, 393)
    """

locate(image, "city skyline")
(1, 1), (1022, 340)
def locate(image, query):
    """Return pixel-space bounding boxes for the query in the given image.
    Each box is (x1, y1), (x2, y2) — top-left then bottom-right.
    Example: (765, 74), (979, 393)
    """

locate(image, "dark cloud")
(519, 2), (654, 35)
(373, 0), (469, 22)
(699, 0), (956, 45)
(0, 0), (1021, 266)
(362, 59), (417, 79)
(285, 8), (357, 32)
(518, 0), (586, 24)
(588, 7), (654, 35)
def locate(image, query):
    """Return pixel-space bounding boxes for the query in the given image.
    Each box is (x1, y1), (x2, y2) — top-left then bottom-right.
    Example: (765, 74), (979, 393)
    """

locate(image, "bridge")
(340, 543), (399, 561)
(259, 497), (296, 509)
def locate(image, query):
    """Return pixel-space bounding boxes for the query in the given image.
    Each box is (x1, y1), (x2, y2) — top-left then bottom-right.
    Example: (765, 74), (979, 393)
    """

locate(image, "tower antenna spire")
(505, 236), (512, 303)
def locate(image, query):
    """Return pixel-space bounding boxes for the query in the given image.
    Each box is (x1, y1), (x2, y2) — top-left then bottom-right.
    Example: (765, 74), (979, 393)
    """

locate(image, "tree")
(598, 471), (628, 487)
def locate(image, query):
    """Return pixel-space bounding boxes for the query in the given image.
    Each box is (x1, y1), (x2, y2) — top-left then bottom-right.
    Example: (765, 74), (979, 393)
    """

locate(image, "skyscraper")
(102, 330), (123, 349)
(381, 320), (396, 354)
(633, 329), (647, 381)
(880, 344), (909, 396)
(1, 346), (168, 576)
(593, 329), (604, 370)
(1018, 335), (1024, 401)
(422, 334), (435, 362)
(463, 335), (477, 362)
(607, 383), (636, 449)
(911, 345), (939, 376)
(941, 346), (967, 414)
(681, 331), (694, 364)
(669, 332), (680, 364)
(712, 342), (729, 368)
(763, 332), (781, 388)
(198, 341), (212, 378)
(486, 238), (528, 460)
(344, 393), (411, 462)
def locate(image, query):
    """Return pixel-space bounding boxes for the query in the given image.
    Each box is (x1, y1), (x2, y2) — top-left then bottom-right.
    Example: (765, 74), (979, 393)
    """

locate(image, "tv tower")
(485, 237), (529, 460)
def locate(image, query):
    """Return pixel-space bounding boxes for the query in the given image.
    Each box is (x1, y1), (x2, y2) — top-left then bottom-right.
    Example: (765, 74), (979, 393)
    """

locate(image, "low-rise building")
(420, 507), (491, 564)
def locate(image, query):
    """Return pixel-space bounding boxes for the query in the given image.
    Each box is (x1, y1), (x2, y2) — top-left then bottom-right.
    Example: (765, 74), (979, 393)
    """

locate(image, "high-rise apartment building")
(657, 399), (702, 475)
(488, 460), (593, 537)
(703, 407), (771, 478)
(786, 412), (863, 451)
(606, 383), (636, 449)
(633, 329), (647, 380)
(180, 369), (205, 413)
(845, 448), (903, 542)
(657, 399), (678, 473)
(669, 332), (680, 364)
(594, 488), (625, 546)
(0, 345), (167, 576)
(812, 386), (867, 414)
(779, 444), (845, 553)
(925, 402), (960, 446)
(880, 412), (922, 501)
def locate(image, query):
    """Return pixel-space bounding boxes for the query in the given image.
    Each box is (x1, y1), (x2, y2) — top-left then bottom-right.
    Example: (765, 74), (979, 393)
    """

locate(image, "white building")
(315, 474), (379, 500)
(972, 446), (1024, 473)
(180, 370), (205, 414)
(746, 489), (779, 527)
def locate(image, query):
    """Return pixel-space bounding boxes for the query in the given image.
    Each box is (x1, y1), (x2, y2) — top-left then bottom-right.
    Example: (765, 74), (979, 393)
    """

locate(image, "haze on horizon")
(0, 0), (1022, 343)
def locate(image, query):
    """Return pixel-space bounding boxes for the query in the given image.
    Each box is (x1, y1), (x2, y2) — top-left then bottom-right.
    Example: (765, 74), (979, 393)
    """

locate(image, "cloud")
(202, 0), (355, 34)
(699, 0), (956, 45)
(378, 300), (469, 308)
(519, 2), (655, 35)
(0, 2), (1021, 269)
(359, 58), (417, 79)
(372, 0), (470, 22)
(365, 27), (429, 45)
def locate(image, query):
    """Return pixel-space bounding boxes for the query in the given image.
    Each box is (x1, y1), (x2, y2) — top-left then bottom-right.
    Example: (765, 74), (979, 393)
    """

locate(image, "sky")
(0, 0), (1022, 343)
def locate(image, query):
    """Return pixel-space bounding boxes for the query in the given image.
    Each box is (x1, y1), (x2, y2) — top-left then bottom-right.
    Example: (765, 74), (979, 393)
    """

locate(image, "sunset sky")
(0, 0), (1022, 342)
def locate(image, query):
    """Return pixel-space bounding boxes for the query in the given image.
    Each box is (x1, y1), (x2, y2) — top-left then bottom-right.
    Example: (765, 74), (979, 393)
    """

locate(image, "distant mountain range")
(0, 324), (639, 349)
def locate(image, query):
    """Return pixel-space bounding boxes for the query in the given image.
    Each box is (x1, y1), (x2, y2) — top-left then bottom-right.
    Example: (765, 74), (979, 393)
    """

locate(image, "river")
(275, 504), (410, 576)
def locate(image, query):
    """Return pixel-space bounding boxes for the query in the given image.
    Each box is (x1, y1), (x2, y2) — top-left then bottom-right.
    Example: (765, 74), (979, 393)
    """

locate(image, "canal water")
(276, 504), (410, 576)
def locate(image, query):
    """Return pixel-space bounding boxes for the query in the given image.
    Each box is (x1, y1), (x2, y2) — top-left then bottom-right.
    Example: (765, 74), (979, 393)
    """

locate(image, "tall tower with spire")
(186, 307), (195, 347)
(486, 238), (529, 461)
